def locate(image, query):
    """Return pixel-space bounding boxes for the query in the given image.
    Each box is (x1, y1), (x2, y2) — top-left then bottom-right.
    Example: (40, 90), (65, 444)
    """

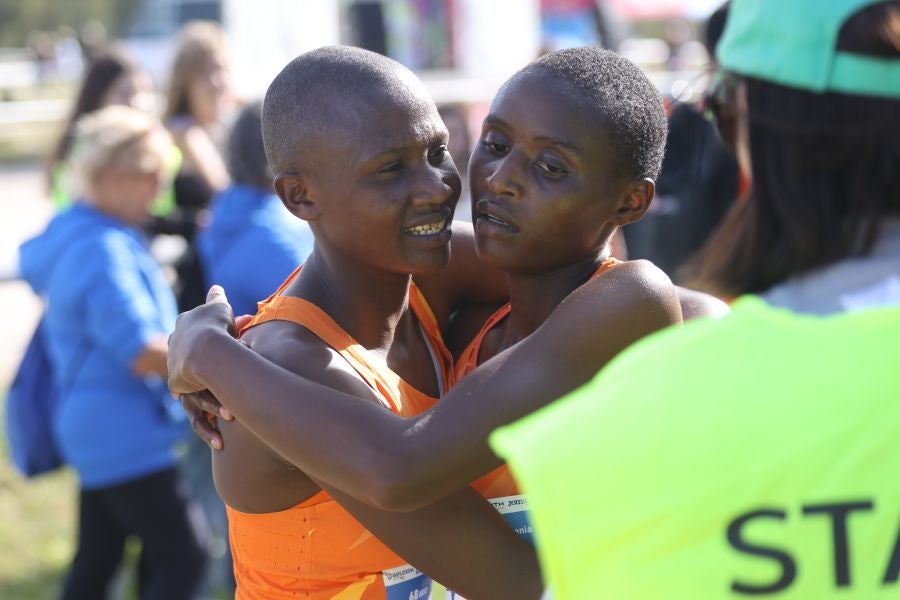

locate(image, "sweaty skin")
(171, 54), (727, 596)
(202, 62), (542, 598)
(169, 71), (694, 511)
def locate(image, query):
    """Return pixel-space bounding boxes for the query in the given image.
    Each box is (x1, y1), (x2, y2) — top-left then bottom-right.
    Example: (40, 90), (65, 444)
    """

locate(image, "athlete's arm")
(211, 319), (542, 597)
(169, 261), (681, 511)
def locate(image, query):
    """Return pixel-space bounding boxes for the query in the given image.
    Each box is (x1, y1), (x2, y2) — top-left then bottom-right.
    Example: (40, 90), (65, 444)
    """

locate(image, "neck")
(290, 249), (412, 351)
(501, 252), (611, 345)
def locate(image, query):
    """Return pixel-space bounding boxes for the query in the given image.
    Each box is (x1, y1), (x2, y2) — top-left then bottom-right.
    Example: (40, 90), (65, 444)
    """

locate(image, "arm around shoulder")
(360, 259), (685, 510)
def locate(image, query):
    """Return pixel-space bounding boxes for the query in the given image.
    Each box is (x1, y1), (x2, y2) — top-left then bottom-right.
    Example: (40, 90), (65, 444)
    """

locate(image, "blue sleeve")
(207, 225), (310, 316)
(80, 234), (168, 371)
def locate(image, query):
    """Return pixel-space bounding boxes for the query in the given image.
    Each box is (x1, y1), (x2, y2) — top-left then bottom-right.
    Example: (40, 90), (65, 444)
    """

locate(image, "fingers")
(201, 389), (233, 421)
(181, 391), (230, 450)
(206, 284), (228, 305)
(234, 314), (253, 331)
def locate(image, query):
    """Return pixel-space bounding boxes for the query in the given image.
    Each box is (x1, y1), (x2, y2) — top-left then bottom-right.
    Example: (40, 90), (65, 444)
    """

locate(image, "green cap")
(717, 0), (900, 98)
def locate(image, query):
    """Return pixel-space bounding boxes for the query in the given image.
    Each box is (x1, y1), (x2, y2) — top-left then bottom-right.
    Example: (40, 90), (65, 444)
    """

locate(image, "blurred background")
(0, 1), (731, 597)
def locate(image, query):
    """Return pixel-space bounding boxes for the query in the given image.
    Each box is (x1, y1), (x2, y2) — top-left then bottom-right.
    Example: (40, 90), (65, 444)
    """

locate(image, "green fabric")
(718, 0), (900, 98)
(492, 297), (900, 599)
(149, 146), (181, 217)
(50, 162), (69, 211)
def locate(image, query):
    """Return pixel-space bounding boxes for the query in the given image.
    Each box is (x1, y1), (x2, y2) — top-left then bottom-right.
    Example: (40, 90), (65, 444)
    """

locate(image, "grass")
(0, 399), (77, 600)
(0, 400), (151, 600)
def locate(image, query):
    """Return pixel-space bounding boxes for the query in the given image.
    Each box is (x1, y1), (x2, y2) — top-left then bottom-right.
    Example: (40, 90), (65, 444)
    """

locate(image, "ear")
(612, 178), (654, 226)
(274, 173), (320, 221)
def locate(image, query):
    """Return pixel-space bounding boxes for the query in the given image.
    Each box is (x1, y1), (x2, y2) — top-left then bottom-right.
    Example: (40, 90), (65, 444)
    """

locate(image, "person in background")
(687, 0), (900, 310)
(160, 24), (240, 596)
(19, 106), (208, 600)
(197, 101), (314, 318)
(162, 20), (236, 312)
(622, 1), (740, 280)
(45, 47), (155, 210)
(491, 2), (900, 598)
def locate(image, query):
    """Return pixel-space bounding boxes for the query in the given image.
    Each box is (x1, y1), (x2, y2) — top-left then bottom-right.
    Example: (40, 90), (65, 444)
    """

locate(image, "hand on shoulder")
(167, 285), (237, 396)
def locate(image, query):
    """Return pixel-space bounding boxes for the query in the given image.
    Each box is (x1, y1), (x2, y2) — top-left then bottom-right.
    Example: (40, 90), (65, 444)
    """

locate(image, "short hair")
(226, 101), (271, 190)
(70, 105), (171, 190)
(508, 47), (668, 182)
(262, 46), (424, 174)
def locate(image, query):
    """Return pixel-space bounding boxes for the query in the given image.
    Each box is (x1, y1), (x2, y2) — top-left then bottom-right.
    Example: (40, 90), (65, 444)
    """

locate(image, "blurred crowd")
(6, 0), (899, 598)
(19, 19), (316, 599)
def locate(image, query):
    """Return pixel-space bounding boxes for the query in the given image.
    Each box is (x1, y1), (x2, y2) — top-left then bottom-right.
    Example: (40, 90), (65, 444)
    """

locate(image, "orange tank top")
(454, 258), (620, 544)
(228, 266), (453, 600)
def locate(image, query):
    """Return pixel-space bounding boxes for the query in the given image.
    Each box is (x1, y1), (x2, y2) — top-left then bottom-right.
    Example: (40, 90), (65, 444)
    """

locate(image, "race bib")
(383, 564), (432, 600)
(490, 494), (534, 545)
(444, 494), (534, 599)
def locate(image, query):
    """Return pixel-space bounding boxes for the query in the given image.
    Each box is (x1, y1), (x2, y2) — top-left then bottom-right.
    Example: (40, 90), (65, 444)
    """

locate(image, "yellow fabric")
(492, 296), (900, 599)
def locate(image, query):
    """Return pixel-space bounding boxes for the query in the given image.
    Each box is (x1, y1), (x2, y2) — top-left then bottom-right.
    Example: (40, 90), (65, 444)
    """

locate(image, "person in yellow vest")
(492, 1), (900, 598)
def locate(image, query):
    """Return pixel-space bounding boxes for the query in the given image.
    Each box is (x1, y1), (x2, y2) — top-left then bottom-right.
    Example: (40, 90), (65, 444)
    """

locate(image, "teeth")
(405, 220), (445, 236)
(486, 215), (507, 226)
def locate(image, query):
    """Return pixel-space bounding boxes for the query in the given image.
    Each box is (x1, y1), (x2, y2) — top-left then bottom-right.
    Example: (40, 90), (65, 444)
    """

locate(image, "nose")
(412, 164), (457, 208)
(485, 152), (523, 199)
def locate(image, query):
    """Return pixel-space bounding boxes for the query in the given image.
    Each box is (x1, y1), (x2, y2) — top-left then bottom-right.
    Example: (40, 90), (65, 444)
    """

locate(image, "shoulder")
(65, 226), (140, 279)
(241, 318), (381, 404)
(676, 286), (731, 320)
(571, 259), (681, 320)
(524, 260), (682, 371)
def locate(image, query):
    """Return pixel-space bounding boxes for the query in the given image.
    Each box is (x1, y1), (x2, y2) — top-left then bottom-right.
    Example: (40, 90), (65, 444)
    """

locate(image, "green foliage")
(0, 0), (142, 48)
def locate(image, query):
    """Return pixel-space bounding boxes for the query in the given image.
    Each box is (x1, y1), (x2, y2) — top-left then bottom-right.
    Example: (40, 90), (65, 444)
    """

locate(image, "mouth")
(481, 214), (511, 227)
(403, 217), (450, 236)
(474, 201), (518, 233)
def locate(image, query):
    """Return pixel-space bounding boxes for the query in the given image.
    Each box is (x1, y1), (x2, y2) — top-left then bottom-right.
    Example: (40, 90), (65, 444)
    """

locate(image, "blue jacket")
(19, 203), (186, 489)
(197, 184), (314, 316)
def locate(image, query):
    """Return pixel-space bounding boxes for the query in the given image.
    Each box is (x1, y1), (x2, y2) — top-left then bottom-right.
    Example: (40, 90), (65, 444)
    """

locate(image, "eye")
(535, 159), (568, 177)
(480, 132), (509, 155)
(378, 161), (403, 174)
(427, 145), (448, 164)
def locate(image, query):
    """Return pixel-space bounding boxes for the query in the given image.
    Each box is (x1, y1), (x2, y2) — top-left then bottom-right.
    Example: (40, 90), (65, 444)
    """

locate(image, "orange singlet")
(454, 258), (620, 545)
(228, 266), (454, 600)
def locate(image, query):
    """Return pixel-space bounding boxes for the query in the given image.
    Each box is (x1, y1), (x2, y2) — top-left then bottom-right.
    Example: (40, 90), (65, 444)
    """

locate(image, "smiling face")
(282, 81), (461, 277)
(469, 72), (645, 275)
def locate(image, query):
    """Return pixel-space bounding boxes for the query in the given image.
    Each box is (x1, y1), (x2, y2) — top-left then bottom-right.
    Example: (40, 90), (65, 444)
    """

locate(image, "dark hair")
(686, 2), (900, 297)
(704, 2), (730, 57)
(47, 48), (139, 185)
(226, 101), (271, 190)
(509, 47), (667, 181)
(262, 46), (418, 174)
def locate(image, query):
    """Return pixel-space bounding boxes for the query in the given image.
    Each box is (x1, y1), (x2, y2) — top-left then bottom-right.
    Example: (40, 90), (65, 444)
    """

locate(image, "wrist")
(189, 325), (236, 388)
